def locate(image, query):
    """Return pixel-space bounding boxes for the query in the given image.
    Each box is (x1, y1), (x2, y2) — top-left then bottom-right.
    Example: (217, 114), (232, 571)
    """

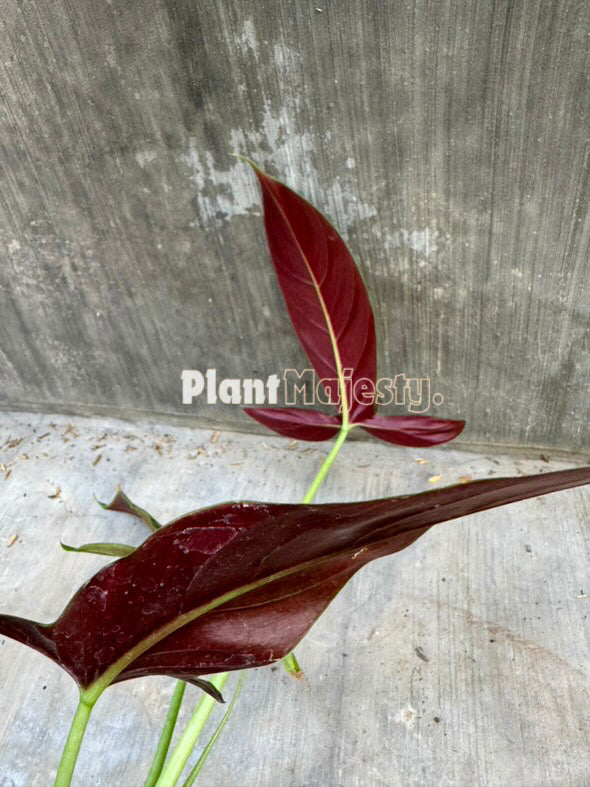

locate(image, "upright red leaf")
(248, 162), (376, 423)
(1, 467), (588, 694)
(242, 164), (464, 449)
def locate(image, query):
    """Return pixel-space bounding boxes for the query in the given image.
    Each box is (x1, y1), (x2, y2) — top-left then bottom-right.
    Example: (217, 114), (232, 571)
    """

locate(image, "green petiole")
(144, 680), (187, 787)
(153, 673), (229, 787)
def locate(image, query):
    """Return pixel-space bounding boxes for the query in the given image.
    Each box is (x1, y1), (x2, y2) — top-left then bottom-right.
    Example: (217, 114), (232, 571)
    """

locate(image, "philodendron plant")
(1, 161), (589, 787)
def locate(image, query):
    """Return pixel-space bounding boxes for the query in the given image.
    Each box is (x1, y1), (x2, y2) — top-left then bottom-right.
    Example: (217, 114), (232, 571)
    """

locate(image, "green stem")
(302, 427), (350, 504)
(154, 673), (229, 787)
(53, 694), (95, 787)
(144, 680), (187, 787)
(182, 675), (244, 787)
(281, 426), (350, 673)
(281, 650), (302, 676)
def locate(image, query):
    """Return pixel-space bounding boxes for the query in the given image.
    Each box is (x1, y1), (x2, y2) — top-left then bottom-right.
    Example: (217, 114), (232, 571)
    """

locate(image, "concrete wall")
(0, 0), (588, 453)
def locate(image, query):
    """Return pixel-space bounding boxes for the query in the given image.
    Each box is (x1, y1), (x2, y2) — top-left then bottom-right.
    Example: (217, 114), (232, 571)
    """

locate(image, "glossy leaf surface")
(243, 407), (340, 441)
(360, 415), (465, 447)
(243, 163), (464, 448)
(2, 467), (587, 694)
(249, 162), (376, 422)
(246, 408), (465, 446)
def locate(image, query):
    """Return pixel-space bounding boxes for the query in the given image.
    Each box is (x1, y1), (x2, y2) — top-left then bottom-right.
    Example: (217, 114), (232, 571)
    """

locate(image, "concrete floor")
(0, 411), (588, 787)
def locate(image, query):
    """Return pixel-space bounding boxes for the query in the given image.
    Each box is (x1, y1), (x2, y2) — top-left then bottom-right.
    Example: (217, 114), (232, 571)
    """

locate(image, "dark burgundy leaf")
(244, 163), (464, 450)
(2, 467), (587, 696)
(243, 407), (341, 441)
(97, 486), (161, 531)
(248, 162), (376, 422)
(186, 678), (225, 703)
(360, 415), (465, 447)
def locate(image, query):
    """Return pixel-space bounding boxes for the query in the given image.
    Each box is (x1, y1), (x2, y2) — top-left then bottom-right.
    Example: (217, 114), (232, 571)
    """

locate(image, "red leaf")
(1, 467), (588, 695)
(245, 164), (464, 450)
(360, 415), (465, 447)
(97, 486), (160, 531)
(249, 162), (376, 422)
(243, 407), (341, 441)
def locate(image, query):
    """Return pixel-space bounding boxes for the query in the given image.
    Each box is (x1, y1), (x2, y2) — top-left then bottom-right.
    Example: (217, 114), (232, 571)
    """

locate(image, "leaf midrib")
(263, 174), (350, 424)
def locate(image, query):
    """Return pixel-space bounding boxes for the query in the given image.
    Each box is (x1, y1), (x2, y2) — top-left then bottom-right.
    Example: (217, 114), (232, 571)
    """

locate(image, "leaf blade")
(249, 163), (377, 422)
(243, 407), (341, 440)
(1, 466), (588, 695)
(360, 415), (465, 446)
(98, 486), (161, 531)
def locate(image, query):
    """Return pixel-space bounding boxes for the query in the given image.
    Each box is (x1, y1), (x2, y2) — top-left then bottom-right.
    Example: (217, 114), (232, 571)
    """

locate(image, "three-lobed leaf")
(242, 162), (464, 446)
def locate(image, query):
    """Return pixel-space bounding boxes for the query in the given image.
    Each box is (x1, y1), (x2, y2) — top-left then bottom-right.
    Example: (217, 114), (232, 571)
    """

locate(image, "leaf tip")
(95, 485), (125, 511)
(60, 541), (75, 553)
(93, 491), (107, 510)
(232, 153), (261, 172)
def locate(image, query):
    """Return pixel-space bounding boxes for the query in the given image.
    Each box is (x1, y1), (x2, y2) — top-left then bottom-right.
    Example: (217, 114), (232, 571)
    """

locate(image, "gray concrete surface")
(0, 411), (588, 786)
(0, 2), (589, 452)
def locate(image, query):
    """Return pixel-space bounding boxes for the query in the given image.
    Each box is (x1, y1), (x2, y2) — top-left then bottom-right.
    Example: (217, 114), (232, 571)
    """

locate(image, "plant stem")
(281, 426), (350, 672)
(302, 427), (350, 504)
(281, 650), (302, 675)
(181, 675), (244, 787)
(144, 680), (187, 787)
(53, 694), (95, 787)
(154, 673), (229, 787)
